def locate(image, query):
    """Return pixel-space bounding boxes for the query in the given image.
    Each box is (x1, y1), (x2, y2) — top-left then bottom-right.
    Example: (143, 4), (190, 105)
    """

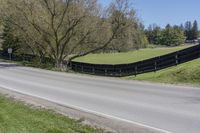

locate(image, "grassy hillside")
(74, 45), (200, 85)
(127, 59), (200, 85)
(74, 46), (190, 64)
(0, 96), (105, 133)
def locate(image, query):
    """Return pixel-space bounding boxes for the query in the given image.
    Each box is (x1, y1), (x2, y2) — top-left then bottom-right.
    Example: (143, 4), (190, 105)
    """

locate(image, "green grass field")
(74, 46), (190, 64)
(127, 58), (200, 85)
(0, 96), (105, 133)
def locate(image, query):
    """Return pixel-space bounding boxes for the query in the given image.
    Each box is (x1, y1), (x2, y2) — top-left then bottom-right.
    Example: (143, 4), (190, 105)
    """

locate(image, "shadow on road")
(0, 62), (19, 68)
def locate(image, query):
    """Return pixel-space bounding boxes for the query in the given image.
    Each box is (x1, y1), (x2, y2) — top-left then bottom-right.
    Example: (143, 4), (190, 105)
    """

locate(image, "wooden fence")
(70, 44), (200, 77)
(1, 44), (200, 77)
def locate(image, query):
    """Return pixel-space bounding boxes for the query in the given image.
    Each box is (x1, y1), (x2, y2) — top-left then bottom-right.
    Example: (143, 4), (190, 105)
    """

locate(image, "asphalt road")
(0, 61), (200, 133)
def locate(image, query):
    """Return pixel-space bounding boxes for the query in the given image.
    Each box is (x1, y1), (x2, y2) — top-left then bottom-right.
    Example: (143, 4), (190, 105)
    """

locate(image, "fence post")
(175, 53), (178, 65)
(199, 50), (200, 58)
(135, 65), (137, 77)
(105, 69), (107, 76)
(119, 69), (122, 77)
(92, 67), (95, 74)
(73, 64), (76, 71)
(154, 60), (157, 72)
(199, 45), (200, 58)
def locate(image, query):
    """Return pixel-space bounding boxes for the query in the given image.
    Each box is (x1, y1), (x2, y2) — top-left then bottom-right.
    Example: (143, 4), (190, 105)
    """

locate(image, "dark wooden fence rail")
(70, 44), (200, 77)
(0, 44), (199, 77)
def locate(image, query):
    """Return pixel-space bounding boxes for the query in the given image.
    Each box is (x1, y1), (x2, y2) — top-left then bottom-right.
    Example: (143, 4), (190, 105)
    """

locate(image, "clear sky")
(99, 0), (200, 28)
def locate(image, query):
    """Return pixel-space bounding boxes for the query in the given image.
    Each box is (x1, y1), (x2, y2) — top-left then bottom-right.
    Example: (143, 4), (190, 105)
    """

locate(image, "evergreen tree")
(184, 21), (192, 40)
(145, 25), (154, 44)
(165, 24), (171, 29)
(179, 24), (184, 31)
(145, 24), (161, 44)
(0, 21), (20, 53)
(152, 26), (162, 44)
(191, 20), (199, 40)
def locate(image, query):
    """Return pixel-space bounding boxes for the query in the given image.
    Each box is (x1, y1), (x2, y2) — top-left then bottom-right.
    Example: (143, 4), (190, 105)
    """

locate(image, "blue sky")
(99, 0), (200, 28)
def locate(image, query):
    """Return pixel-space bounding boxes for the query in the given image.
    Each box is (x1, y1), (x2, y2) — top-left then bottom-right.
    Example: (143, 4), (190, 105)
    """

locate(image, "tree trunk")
(55, 59), (68, 71)
(64, 60), (71, 71)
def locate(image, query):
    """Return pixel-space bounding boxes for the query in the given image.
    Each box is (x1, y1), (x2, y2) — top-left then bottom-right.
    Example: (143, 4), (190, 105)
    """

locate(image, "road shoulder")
(0, 87), (167, 133)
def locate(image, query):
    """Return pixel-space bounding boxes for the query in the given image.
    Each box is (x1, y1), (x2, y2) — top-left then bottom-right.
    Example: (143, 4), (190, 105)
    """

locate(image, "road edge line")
(0, 85), (172, 133)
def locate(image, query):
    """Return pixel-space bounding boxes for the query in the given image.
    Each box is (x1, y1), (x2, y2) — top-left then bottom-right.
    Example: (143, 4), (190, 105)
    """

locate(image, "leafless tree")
(0, 0), (140, 69)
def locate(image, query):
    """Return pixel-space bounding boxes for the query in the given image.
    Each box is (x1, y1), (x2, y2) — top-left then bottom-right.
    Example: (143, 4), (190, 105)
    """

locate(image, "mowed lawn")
(74, 45), (191, 64)
(0, 96), (105, 133)
(127, 58), (200, 85)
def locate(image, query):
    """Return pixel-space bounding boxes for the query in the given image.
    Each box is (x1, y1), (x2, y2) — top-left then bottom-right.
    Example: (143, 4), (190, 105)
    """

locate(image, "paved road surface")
(0, 61), (200, 133)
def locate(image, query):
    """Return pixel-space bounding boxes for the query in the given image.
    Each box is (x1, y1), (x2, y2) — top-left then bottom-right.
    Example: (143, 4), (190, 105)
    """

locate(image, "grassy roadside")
(0, 95), (106, 133)
(126, 59), (200, 86)
(74, 45), (190, 64)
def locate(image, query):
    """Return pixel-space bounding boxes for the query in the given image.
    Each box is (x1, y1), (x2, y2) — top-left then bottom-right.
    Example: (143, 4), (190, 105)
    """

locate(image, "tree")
(159, 26), (185, 46)
(184, 21), (192, 40)
(0, 0), (140, 69)
(105, 8), (148, 52)
(191, 20), (199, 40)
(145, 25), (154, 44)
(165, 24), (171, 29)
(133, 23), (148, 49)
(184, 20), (199, 40)
(0, 20), (20, 53)
(145, 24), (161, 44)
(179, 24), (184, 31)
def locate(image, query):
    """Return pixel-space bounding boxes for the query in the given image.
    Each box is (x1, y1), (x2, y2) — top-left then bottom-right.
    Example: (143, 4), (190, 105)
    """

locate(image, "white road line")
(0, 85), (172, 133)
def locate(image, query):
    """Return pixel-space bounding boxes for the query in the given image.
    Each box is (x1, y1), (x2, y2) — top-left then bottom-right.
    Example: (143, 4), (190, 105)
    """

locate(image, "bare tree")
(1, 0), (139, 69)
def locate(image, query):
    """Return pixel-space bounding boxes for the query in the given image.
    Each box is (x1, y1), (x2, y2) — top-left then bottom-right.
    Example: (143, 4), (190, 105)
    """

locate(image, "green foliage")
(146, 20), (199, 46)
(159, 26), (186, 46)
(191, 20), (199, 40)
(133, 23), (149, 49)
(184, 21), (193, 40)
(0, 96), (105, 133)
(1, 21), (20, 53)
(145, 24), (185, 46)
(145, 24), (162, 45)
(184, 20), (199, 40)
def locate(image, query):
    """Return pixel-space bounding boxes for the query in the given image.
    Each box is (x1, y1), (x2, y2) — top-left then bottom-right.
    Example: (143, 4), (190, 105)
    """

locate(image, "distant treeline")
(145, 20), (199, 46)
